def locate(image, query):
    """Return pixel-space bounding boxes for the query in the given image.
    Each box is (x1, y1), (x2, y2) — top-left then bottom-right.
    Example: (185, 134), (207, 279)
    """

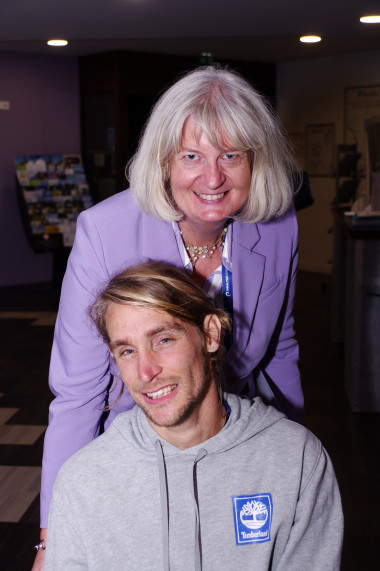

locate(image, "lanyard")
(222, 262), (233, 319)
(222, 229), (233, 319)
(221, 231), (233, 350)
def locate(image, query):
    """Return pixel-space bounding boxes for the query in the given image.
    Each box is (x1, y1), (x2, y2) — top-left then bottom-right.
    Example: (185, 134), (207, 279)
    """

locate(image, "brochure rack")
(15, 154), (93, 253)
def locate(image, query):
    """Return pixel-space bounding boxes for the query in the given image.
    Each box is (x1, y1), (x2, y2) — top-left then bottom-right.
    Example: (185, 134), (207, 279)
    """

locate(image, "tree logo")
(232, 494), (273, 545)
(240, 499), (268, 529)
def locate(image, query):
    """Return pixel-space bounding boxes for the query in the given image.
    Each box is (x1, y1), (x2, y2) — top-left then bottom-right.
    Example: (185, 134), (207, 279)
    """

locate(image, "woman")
(34, 65), (302, 565)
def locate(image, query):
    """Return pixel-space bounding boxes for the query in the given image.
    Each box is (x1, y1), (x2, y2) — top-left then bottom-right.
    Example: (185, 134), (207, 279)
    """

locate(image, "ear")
(203, 314), (221, 353)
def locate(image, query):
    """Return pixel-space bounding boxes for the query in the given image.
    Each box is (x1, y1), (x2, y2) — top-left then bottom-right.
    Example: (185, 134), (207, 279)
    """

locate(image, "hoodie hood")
(112, 394), (286, 459)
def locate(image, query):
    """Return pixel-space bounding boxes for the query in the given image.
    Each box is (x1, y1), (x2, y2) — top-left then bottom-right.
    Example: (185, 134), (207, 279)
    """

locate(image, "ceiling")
(1, 0), (380, 63)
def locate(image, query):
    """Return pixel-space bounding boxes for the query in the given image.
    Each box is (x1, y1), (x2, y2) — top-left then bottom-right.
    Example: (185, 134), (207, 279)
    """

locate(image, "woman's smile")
(195, 191), (228, 201)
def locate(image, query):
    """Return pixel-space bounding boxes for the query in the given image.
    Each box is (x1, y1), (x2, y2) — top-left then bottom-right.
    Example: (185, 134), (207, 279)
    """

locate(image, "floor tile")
(0, 311), (57, 326)
(0, 466), (41, 523)
(0, 425), (46, 445)
(0, 408), (19, 424)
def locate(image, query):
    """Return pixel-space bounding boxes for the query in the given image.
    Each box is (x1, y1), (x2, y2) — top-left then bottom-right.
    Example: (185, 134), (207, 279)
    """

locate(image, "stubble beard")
(137, 359), (212, 429)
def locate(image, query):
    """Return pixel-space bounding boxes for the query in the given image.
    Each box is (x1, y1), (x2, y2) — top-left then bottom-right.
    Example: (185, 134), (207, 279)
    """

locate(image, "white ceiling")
(1, 0), (380, 62)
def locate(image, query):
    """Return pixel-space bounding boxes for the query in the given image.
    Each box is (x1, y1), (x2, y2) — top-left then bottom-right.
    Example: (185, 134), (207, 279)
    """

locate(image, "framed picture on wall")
(306, 124), (335, 176)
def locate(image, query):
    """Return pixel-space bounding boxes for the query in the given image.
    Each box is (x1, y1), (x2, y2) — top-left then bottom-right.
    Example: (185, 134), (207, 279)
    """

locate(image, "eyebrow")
(109, 322), (185, 352)
(177, 146), (201, 153)
(178, 146), (244, 154)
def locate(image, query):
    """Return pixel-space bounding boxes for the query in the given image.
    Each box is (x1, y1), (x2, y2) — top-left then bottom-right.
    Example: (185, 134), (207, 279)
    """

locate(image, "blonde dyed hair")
(128, 65), (300, 223)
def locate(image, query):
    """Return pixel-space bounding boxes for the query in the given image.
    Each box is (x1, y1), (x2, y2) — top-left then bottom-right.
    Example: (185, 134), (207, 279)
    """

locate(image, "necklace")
(180, 225), (227, 268)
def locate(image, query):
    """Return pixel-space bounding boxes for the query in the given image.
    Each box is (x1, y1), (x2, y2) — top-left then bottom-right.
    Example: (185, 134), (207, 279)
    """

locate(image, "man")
(45, 262), (343, 570)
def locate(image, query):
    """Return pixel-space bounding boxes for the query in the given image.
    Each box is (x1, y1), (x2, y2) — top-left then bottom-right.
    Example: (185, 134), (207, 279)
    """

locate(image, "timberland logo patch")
(232, 494), (273, 545)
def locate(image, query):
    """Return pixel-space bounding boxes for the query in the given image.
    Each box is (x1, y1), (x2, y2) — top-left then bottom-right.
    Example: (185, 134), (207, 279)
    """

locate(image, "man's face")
(106, 304), (219, 432)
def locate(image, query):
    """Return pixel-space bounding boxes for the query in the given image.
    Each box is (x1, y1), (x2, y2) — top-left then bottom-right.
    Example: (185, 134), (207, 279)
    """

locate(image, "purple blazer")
(41, 190), (302, 526)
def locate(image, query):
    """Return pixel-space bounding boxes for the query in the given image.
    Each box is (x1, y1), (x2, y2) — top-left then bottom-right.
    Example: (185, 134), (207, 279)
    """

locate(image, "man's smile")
(145, 384), (178, 400)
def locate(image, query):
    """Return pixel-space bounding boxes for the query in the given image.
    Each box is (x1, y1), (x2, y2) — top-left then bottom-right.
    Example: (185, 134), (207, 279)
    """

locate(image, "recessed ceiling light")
(360, 15), (380, 23)
(47, 39), (68, 47)
(300, 35), (322, 43)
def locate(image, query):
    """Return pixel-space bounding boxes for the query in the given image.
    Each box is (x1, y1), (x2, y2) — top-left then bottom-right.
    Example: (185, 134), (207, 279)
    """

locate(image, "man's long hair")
(89, 261), (231, 403)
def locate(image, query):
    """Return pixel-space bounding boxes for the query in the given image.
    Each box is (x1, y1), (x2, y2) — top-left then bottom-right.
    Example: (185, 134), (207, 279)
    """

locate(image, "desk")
(332, 207), (380, 411)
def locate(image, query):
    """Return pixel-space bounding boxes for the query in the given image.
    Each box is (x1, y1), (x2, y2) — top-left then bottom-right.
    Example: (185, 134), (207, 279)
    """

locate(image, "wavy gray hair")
(128, 65), (299, 223)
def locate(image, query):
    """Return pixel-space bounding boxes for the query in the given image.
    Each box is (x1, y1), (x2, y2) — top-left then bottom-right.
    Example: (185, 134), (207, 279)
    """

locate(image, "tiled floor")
(0, 274), (379, 570)
(0, 285), (57, 570)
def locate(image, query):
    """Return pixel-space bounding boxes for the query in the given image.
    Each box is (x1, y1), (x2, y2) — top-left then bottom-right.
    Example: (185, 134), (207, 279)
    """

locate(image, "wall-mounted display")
(15, 154), (93, 251)
(306, 124), (335, 176)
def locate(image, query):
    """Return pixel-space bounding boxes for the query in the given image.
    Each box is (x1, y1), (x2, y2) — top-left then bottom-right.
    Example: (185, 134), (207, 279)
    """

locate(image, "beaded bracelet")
(34, 538), (46, 551)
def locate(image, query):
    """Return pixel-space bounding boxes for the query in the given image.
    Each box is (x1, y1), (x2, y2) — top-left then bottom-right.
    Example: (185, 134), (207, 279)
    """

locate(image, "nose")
(203, 159), (226, 190)
(137, 350), (162, 383)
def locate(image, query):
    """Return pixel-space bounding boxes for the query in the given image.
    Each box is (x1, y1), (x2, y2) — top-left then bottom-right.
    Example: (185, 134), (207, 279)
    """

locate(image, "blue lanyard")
(222, 262), (233, 319)
(221, 229), (233, 319)
(221, 231), (233, 349)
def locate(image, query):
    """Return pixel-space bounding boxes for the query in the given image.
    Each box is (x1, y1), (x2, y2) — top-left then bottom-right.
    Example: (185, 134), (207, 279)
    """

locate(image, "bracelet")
(34, 538), (46, 551)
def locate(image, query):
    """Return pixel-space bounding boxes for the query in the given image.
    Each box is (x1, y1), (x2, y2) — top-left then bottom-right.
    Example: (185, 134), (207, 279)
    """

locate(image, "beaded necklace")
(180, 225), (227, 268)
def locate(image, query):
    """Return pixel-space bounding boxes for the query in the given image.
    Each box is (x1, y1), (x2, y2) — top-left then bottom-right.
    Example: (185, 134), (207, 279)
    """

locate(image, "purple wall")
(0, 51), (80, 286)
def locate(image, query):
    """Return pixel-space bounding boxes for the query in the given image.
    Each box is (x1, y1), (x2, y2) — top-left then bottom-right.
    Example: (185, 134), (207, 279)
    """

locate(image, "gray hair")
(127, 65), (299, 223)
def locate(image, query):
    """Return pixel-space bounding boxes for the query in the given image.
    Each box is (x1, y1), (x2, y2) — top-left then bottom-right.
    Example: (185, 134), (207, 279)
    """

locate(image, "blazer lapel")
(226, 221), (266, 373)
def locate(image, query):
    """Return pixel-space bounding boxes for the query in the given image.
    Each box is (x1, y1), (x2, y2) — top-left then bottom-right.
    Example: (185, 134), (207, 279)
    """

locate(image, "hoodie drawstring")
(155, 441), (208, 571)
(192, 448), (208, 571)
(156, 440), (170, 571)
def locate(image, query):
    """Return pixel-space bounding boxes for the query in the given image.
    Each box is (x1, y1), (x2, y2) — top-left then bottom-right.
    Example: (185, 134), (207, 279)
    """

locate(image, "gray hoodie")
(45, 395), (343, 570)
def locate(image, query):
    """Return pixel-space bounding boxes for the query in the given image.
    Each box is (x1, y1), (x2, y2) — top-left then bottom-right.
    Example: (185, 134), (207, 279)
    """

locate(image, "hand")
(31, 529), (47, 570)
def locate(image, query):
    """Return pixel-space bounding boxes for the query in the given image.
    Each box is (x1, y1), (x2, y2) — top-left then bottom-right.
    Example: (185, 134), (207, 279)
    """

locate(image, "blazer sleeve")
(261, 210), (303, 423)
(40, 210), (127, 527)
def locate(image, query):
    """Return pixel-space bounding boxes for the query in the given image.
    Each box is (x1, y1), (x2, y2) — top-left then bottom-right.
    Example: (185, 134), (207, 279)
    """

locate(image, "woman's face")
(169, 117), (252, 230)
